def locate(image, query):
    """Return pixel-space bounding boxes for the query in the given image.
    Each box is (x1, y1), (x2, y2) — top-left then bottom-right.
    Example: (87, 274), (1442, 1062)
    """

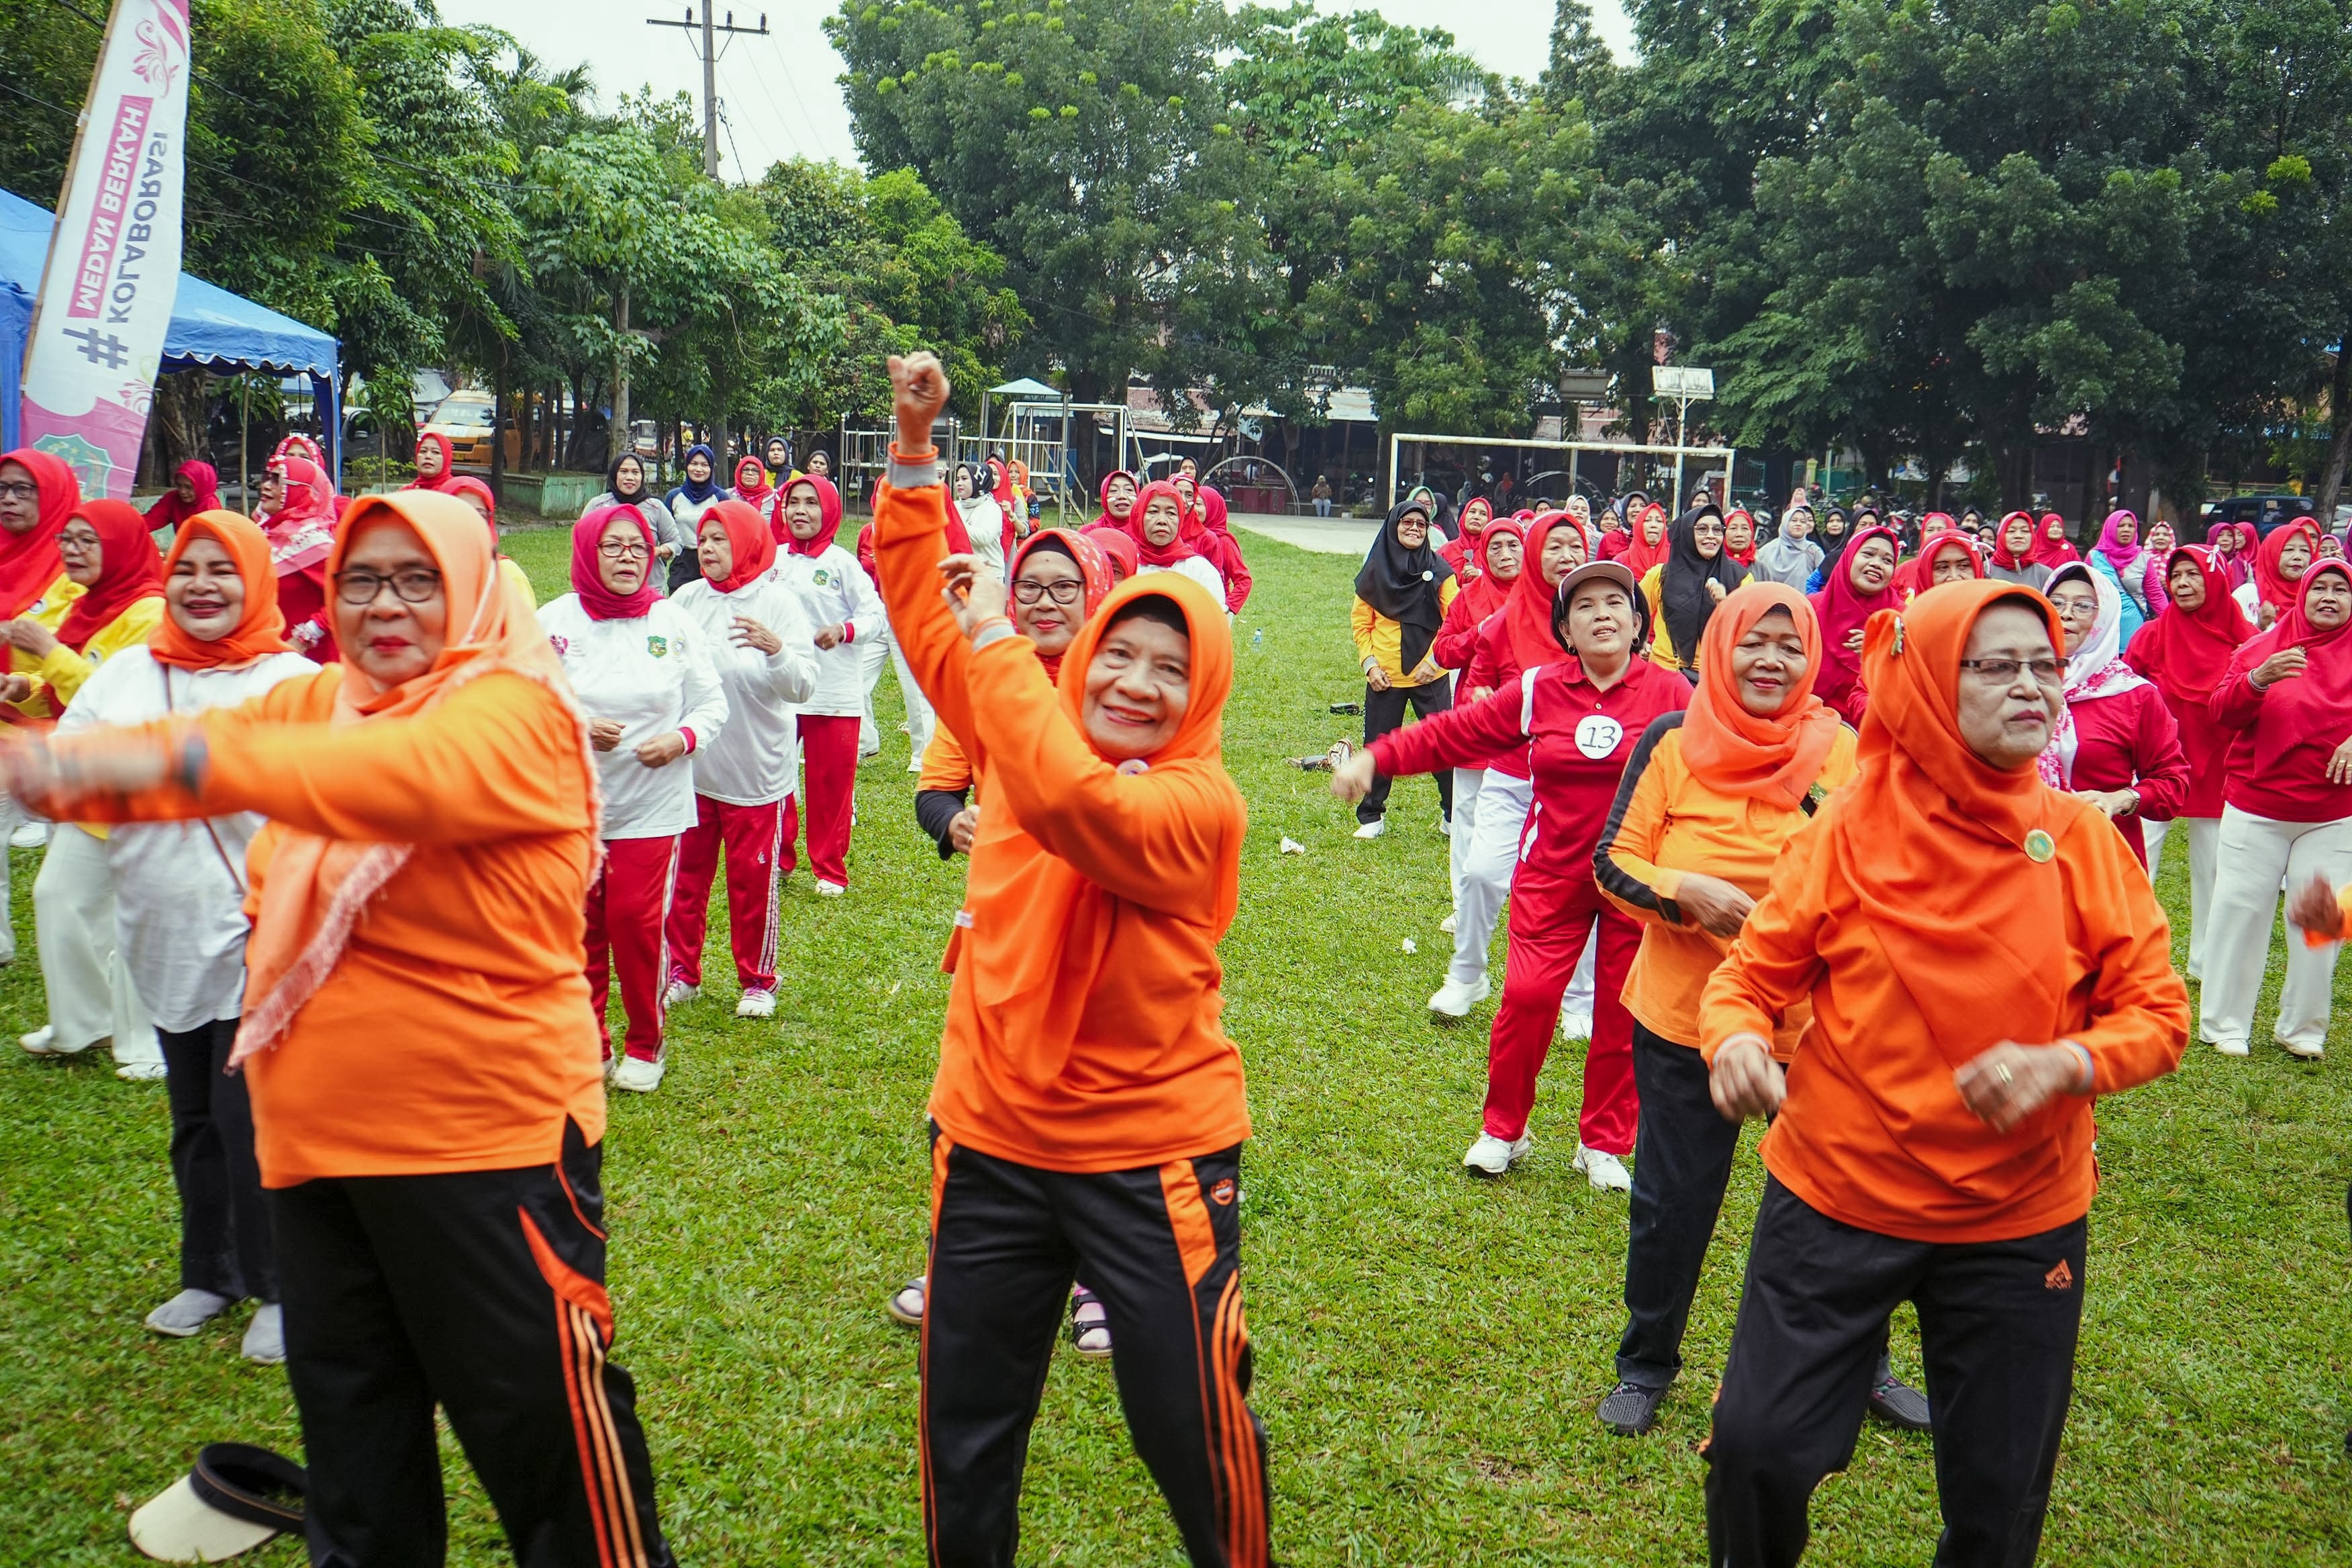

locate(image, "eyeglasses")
(1958, 656), (2062, 686)
(0, 482), (39, 502)
(1013, 578), (1085, 606)
(57, 530), (99, 552)
(334, 568), (443, 605)
(599, 541), (650, 560)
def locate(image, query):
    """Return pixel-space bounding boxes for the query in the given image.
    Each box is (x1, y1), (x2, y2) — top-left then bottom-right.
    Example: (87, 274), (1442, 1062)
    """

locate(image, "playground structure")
(1389, 432), (1740, 520)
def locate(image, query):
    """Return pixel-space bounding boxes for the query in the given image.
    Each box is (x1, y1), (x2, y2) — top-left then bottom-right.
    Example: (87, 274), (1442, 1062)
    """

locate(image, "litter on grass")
(1402, 938), (1417, 954)
(1279, 837), (1306, 855)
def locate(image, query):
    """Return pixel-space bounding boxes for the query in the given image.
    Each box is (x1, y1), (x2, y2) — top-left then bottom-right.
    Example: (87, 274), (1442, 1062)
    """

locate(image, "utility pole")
(646, 8), (769, 179)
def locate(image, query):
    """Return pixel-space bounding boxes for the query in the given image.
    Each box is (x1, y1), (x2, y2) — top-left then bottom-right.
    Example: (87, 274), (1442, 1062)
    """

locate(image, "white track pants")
(33, 824), (158, 1064)
(2199, 807), (2352, 1052)
(2143, 815), (2220, 981)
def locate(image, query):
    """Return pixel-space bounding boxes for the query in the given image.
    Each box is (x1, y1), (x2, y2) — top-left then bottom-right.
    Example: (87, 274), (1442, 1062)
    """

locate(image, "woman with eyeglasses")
(2036, 565), (2186, 868)
(253, 454), (340, 661)
(1640, 503), (1744, 677)
(1700, 581), (2186, 1564)
(2198, 557), (2352, 1061)
(11, 500), (168, 1080)
(541, 504), (730, 1092)
(0, 490), (678, 1564)
(662, 501), (818, 1022)
(773, 473), (886, 895)
(587, 450), (683, 585)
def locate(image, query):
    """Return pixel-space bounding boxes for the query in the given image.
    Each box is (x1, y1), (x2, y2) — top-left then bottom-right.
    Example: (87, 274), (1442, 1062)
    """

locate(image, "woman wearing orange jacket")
(1699, 580), (2187, 1565)
(1, 491), (674, 1567)
(875, 352), (1268, 1568)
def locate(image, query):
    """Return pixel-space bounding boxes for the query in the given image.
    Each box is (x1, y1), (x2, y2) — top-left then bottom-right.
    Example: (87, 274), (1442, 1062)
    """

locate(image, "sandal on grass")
(1069, 1286), (1112, 1359)
(887, 1274), (926, 1328)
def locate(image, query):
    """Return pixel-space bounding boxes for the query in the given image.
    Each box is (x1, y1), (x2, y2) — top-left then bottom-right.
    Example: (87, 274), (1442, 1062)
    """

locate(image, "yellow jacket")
(1638, 565), (1685, 672)
(1351, 579), (1460, 687)
(36, 595), (165, 708)
(6, 572), (87, 721)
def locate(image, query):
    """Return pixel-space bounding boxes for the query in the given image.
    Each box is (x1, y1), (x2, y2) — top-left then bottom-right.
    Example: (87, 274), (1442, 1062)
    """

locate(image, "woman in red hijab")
(1986, 509), (2051, 590)
(1700, 581), (2186, 1562)
(731, 454), (776, 520)
(1722, 507), (1759, 573)
(2207, 518), (2254, 590)
(144, 460), (222, 533)
(2032, 511), (2079, 566)
(1806, 522), (1902, 726)
(15, 499), (168, 1079)
(1428, 515), (1530, 992)
(1441, 497), (1493, 579)
(1089, 469), (1140, 536)
(2200, 556), (2352, 1060)
(1194, 483), (1253, 612)
(1892, 528), (1985, 603)
(1618, 501), (1671, 579)
(2036, 563), (2187, 867)
(256, 455), (340, 662)
(405, 432), (462, 495)
(1590, 583), (1928, 1438)
(2239, 517), (2316, 629)
(2126, 544), (2251, 978)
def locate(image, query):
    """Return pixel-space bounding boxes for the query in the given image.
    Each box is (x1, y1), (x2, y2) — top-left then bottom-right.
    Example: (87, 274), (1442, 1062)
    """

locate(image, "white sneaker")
(1438, 913), (1457, 934)
(1463, 1132), (1532, 1176)
(1559, 1010), (1594, 1042)
(611, 1054), (666, 1093)
(2211, 1038), (2250, 1058)
(1574, 1145), (1632, 1193)
(11, 821), (48, 850)
(2283, 1038), (2325, 1060)
(19, 1024), (58, 1055)
(146, 1288), (232, 1338)
(662, 978), (699, 1010)
(736, 989), (776, 1019)
(1427, 974), (1491, 1018)
(241, 1302), (285, 1365)
(1437, 814), (1451, 838)
(816, 880), (846, 898)
(115, 1061), (169, 1082)
(1353, 818), (1387, 840)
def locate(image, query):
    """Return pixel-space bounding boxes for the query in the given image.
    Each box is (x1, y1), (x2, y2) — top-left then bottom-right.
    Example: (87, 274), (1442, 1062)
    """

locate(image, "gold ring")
(1996, 1063), (2014, 1087)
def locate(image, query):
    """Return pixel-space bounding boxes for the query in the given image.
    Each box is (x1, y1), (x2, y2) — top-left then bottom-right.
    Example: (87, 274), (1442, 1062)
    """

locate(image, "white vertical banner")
(19, 0), (191, 501)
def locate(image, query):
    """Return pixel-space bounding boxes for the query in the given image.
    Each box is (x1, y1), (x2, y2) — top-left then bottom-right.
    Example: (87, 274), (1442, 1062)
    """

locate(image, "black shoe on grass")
(1598, 1381), (1667, 1436)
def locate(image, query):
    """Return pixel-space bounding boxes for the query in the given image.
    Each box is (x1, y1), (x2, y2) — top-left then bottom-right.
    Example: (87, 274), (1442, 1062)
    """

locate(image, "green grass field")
(1, 522), (2348, 1563)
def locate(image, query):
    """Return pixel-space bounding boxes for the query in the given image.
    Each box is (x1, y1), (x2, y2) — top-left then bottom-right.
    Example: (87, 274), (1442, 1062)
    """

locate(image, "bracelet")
(2060, 1038), (2095, 1094)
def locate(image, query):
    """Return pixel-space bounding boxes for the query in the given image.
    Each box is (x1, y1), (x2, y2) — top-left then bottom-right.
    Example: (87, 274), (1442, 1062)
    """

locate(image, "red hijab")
(2252, 519), (2319, 624)
(1457, 516), (1526, 624)
(443, 475), (501, 551)
(148, 511), (295, 670)
(1010, 528), (1115, 680)
(144, 460), (222, 532)
(1809, 524), (1904, 694)
(1094, 469), (1139, 530)
(779, 475), (844, 557)
(1502, 512), (1575, 672)
(572, 505), (659, 620)
(703, 498), (777, 593)
(2031, 512), (2078, 566)
(262, 456), (338, 576)
(1618, 503), (1671, 577)
(1679, 583), (1841, 812)
(1723, 507), (1759, 569)
(405, 432), (463, 494)
(0, 448), (74, 620)
(54, 500), (164, 652)
(732, 455), (775, 517)
(1896, 531), (1986, 601)
(2124, 545), (2251, 706)
(1990, 511), (2039, 572)
(1128, 480), (1199, 568)
(1091, 528), (1139, 582)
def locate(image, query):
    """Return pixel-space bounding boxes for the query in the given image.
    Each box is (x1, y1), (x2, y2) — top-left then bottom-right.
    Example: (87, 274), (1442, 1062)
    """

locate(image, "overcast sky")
(434, 0), (1635, 179)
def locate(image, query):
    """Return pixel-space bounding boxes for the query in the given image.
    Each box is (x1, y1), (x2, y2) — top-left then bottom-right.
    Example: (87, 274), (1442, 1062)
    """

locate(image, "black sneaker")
(1867, 1372), (1932, 1432)
(1598, 1381), (1667, 1436)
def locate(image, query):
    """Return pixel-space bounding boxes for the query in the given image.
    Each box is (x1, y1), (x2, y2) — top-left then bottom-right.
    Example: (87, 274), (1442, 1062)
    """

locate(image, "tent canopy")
(1, 185), (340, 458)
(989, 377), (1061, 399)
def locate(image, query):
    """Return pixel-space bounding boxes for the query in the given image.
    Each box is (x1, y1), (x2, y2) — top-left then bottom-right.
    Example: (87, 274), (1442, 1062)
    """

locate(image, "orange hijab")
(148, 512), (295, 670)
(232, 492), (593, 1066)
(961, 571), (1241, 1089)
(1678, 583), (1841, 810)
(1833, 580), (2088, 1068)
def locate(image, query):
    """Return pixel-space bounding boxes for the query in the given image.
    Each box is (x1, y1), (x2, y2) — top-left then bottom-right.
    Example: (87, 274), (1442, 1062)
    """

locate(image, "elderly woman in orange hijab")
(0, 492), (675, 1565)
(1589, 583), (1926, 1440)
(873, 352), (1268, 1567)
(1698, 581), (2187, 1565)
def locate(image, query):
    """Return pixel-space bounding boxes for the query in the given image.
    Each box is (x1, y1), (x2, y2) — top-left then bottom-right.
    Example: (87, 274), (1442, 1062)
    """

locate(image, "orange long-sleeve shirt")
(56, 668), (602, 1185)
(1700, 796), (2188, 1243)
(874, 473), (1252, 1172)
(1595, 714), (1859, 1052)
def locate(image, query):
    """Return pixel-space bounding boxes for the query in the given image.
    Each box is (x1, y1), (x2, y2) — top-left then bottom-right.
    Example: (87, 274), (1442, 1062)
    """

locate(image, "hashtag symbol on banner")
(64, 328), (129, 369)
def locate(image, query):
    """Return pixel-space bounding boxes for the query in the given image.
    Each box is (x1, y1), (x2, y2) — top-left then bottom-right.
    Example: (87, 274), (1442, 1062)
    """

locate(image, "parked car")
(2199, 492), (2316, 542)
(418, 392), (499, 468)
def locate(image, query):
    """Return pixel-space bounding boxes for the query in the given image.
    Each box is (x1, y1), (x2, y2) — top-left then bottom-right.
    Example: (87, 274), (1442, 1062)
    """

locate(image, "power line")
(646, 7), (771, 179)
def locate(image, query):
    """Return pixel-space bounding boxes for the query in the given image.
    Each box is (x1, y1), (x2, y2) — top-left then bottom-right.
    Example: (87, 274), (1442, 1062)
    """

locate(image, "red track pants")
(584, 834), (677, 1063)
(1483, 868), (1641, 1153)
(665, 793), (792, 994)
(795, 714), (859, 889)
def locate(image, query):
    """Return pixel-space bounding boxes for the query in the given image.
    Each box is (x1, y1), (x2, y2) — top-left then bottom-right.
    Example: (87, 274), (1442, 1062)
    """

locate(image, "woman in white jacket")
(540, 504), (728, 1093)
(771, 473), (885, 895)
(663, 500), (820, 1019)
(62, 512), (315, 1361)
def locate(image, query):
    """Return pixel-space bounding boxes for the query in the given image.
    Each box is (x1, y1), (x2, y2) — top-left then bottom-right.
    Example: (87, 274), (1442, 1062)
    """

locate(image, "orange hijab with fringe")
(1832, 580), (2088, 1067)
(1678, 582), (1841, 810)
(232, 492), (593, 1066)
(148, 512), (295, 670)
(960, 571), (1240, 1089)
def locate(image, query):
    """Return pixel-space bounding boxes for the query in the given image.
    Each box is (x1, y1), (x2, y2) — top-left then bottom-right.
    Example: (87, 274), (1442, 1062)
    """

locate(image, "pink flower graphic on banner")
(134, 16), (183, 94)
(119, 381), (154, 415)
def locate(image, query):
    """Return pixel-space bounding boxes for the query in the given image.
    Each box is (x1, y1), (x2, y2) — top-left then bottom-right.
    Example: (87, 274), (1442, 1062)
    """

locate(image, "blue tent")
(1, 185), (340, 479)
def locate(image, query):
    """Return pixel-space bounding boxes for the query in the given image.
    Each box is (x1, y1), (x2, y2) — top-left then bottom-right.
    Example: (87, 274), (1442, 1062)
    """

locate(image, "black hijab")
(1356, 499), (1456, 672)
(607, 450), (652, 505)
(1660, 502), (1744, 665)
(1818, 506), (1853, 572)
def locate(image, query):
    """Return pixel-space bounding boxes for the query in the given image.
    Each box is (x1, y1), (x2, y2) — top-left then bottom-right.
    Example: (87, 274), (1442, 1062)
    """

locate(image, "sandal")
(1068, 1285), (1112, 1359)
(887, 1274), (926, 1328)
